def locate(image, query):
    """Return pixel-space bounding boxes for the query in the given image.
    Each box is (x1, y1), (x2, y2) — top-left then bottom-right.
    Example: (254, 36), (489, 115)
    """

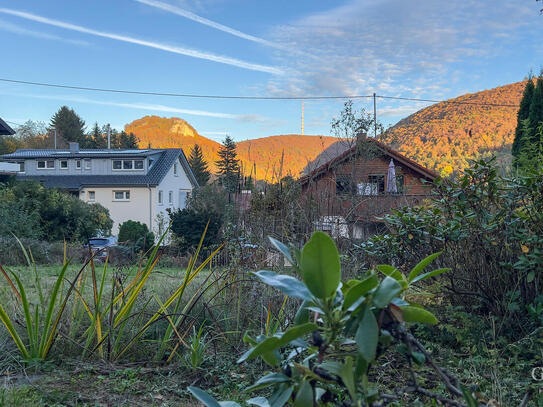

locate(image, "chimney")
(69, 142), (79, 153)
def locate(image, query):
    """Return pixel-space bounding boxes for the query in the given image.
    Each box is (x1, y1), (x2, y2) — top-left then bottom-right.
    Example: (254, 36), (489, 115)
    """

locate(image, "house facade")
(1, 143), (198, 234)
(299, 138), (437, 240)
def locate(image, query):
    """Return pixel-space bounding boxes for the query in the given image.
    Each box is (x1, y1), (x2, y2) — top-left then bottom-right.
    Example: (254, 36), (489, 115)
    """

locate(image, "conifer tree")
(527, 76), (543, 146)
(49, 106), (86, 147)
(188, 144), (211, 185)
(216, 136), (240, 193)
(512, 78), (535, 159)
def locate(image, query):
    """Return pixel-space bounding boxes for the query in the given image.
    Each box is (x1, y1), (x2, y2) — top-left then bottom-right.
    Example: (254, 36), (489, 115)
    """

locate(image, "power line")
(0, 78), (372, 100)
(0, 77), (520, 107)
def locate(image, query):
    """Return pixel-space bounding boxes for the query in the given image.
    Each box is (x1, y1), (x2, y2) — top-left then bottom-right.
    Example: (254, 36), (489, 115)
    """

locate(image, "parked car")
(86, 236), (118, 262)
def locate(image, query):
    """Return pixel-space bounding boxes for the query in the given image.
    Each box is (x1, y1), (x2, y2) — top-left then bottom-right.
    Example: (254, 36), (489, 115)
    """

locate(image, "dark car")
(87, 237), (118, 262)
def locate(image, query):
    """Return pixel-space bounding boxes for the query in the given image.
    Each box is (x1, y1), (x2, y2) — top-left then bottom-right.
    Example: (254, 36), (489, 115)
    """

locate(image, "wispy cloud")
(0, 90), (263, 120)
(134, 0), (286, 51)
(264, 0), (536, 100)
(0, 18), (89, 46)
(0, 7), (283, 75)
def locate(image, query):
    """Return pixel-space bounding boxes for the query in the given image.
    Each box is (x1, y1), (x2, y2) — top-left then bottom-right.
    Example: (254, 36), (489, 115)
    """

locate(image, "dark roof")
(0, 118), (15, 135)
(2, 148), (154, 159)
(299, 138), (438, 185)
(12, 149), (199, 189)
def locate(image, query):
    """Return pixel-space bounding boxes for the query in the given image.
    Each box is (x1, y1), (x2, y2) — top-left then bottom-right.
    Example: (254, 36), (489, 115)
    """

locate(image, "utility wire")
(0, 77), (520, 107)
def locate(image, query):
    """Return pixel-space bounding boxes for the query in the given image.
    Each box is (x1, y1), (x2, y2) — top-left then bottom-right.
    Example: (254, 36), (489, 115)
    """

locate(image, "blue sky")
(0, 0), (542, 142)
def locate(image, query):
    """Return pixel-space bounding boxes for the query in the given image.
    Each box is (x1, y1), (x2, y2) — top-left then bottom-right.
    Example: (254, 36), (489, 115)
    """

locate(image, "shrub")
(118, 220), (155, 253)
(0, 181), (112, 241)
(360, 157), (543, 335)
(188, 232), (480, 406)
(169, 208), (222, 252)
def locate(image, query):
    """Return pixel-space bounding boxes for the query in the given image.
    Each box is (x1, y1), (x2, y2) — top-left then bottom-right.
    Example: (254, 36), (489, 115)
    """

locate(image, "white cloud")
(0, 90), (261, 120)
(0, 18), (89, 46)
(134, 0), (285, 50)
(263, 0), (537, 98)
(0, 7), (283, 75)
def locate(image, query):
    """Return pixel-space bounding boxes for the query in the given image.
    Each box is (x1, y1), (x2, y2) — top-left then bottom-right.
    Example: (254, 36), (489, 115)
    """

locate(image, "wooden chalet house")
(299, 137), (437, 240)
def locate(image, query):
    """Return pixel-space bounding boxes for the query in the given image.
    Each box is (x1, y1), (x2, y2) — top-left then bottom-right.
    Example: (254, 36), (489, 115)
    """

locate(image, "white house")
(1, 142), (199, 234)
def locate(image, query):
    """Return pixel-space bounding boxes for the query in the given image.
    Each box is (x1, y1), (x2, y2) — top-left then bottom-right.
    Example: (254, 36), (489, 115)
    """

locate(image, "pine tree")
(49, 106), (86, 147)
(216, 136), (240, 193)
(87, 122), (107, 148)
(527, 76), (543, 147)
(512, 78), (535, 159)
(118, 131), (139, 149)
(188, 144), (211, 185)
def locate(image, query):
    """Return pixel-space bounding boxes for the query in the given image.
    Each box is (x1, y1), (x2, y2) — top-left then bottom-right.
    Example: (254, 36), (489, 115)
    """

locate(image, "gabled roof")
(0, 118), (15, 135)
(299, 137), (437, 185)
(8, 149), (199, 189)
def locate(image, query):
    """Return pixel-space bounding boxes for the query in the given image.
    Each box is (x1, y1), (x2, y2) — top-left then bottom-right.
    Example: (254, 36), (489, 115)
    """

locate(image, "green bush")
(360, 157), (543, 335)
(169, 208), (222, 252)
(0, 181), (112, 241)
(118, 220), (155, 253)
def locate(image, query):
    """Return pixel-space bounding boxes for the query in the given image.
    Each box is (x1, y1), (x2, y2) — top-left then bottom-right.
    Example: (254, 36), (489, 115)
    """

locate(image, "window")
(37, 160), (55, 169)
(369, 175), (385, 194)
(113, 159), (144, 170)
(168, 191), (173, 204)
(336, 175), (354, 195)
(113, 190), (130, 201)
(158, 190), (163, 204)
(76, 160), (81, 169)
(84, 159), (91, 170)
(19, 162), (25, 173)
(173, 163), (178, 176)
(88, 191), (95, 201)
(60, 160), (68, 169)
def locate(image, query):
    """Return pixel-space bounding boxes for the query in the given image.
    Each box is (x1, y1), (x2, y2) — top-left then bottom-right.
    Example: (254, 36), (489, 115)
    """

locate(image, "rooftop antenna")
(301, 101), (304, 136)
(107, 124), (111, 149)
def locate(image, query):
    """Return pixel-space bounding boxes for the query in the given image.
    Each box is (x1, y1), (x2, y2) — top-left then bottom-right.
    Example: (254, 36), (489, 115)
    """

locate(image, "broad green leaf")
(355, 308), (378, 362)
(187, 386), (222, 407)
(460, 386), (479, 407)
(238, 323), (317, 363)
(408, 252), (442, 282)
(410, 268), (450, 284)
(339, 357), (357, 402)
(246, 373), (291, 392)
(219, 403), (242, 407)
(300, 231), (341, 299)
(373, 277), (402, 308)
(252, 271), (312, 300)
(401, 305), (438, 325)
(247, 397), (270, 407)
(269, 385), (293, 407)
(376, 265), (406, 285)
(294, 380), (313, 407)
(527, 271), (535, 283)
(343, 275), (379, 310)
(293, 300), (310, 325)
(269, 236), (294, 266)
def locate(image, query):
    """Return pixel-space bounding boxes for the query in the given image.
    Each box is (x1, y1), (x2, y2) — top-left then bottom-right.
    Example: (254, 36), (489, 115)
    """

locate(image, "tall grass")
(0, 226), (225, 363)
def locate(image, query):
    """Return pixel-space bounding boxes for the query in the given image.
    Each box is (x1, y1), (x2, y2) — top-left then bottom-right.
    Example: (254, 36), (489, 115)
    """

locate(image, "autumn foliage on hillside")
(382, 81), (526, 175)
(125, 115), (338, 181)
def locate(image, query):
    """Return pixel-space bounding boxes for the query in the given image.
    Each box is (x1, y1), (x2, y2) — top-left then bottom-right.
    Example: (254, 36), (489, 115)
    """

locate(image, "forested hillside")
(125, 116), (338, 180)
(382, 80), (527, 175)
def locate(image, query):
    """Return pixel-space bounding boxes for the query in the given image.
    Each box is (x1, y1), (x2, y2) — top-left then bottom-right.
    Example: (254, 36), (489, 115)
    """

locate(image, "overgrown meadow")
(0, 157), (542, 406)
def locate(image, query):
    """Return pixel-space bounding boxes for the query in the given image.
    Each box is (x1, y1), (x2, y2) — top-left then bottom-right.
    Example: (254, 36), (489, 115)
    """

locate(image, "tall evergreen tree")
(216, 136), (240, 193)
(512, 78), (535, 159)
(188, 144), (211, 185)
(118, 131), (139, 149)
(49, 106), (86, 147)
(527, 76), (543, 147)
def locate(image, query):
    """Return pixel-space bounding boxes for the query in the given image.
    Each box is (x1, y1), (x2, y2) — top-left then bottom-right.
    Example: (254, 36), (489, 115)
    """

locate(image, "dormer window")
(113, 159), (145, 171)
(37, 160), (55, 169)
(60, 160), (68, 169)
